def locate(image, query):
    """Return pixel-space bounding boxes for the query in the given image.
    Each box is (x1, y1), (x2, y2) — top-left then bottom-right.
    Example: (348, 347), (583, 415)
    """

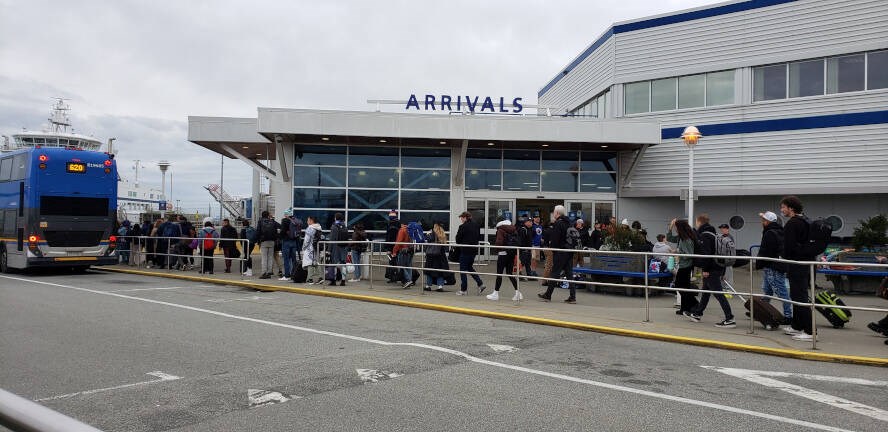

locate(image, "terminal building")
(189, 0), (887, 247)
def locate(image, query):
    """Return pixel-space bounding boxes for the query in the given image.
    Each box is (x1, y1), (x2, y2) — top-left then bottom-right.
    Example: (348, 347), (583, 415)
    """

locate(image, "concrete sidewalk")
(104, 255), (888, 364)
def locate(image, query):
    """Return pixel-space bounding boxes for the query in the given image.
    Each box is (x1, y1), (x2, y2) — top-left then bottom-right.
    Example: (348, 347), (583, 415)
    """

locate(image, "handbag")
(448, 247), (461, 263)
(189, 238), (199, 249)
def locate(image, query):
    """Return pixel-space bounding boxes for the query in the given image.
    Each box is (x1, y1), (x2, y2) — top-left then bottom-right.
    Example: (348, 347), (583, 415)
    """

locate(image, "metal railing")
(316, 240), (888, 350)
(116, 236), (249, 278)
(0, 388), (103, 432)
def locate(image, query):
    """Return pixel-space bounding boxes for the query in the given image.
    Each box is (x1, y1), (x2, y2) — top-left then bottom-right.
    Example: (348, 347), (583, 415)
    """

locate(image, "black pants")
(495, 253), (518, 291)
(201, 247), (214, 273)
(544, 251), (575, 299)
(242, 242), (256, 272)
(675, 266), (697, 313)
(519, 251), (535, 276)
(787, 264), (813, 334)
(691, 271), (733, 320)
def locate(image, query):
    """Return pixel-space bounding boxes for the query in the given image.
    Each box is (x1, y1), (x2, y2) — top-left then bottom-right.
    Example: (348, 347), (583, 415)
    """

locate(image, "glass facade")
(464, 149), (616, 193)
(293, 144), (451, 231)
(625, 70), (735, 115)
(754, 50), (885, 101)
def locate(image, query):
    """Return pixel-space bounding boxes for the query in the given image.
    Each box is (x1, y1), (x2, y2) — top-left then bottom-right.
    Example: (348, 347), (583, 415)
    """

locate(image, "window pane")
(541, 151), (579, 170)
(401, 169), (450, 189)
(291, 210), (342, 230)
(398, 212), (450, 231)
(503, 150), (540, 170)
(400, 147), (451, 168)
(651, 77), (677, 111)
(623, 82), (650, 114)
(294, 188), (346, 208)
(597, 92), (607, 118)
(587, 99), (598, 117)
(706, 70), (735, 105)
(581, 152), (617, 171)
(789, 59), (824, 98)
(540, 171), (579, 192)
(753, 64), (787, 101)
(465, 170), (501, 190)
(293, 166), (345, 187)
(465, 149), (501, 169)
(401, 191), (450, 210)
(347, 189), (398, 210)
(349, 146), (398, 167)
(348, 168), (399, 188)
(827, 54), (865, 94)
(347, 211), (389, 232)
(294, 145), (347, 166)
(579, 172), (617, 192)
(867, 50), (888, 90)
(678, 74), (705, 109)
(502, 171), (539, 191)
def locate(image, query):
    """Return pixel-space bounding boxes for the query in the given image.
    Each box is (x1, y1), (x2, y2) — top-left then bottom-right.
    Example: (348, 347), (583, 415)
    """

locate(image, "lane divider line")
(0, 274), (858, 432)
(96, 268), (888, 367)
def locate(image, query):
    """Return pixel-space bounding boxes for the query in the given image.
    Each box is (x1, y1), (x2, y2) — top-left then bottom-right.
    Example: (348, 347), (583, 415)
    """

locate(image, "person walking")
(302, 216), (323, 284)
(590, 222), (604, 250)
(540, 220), (555, 287)
(239, 219), (257, 277)
(423, 223), (449, 292)
(384, 210), (399, 253)
(348, 222), (367, 282)
(780, 196), (816, 341)
(517, 217), (536, 281)
(328, 213), (349, 286)
(256, 210), (280, 279)
(531, 213), (543, 276)
(279, 211), (298, 280)
(667, 218), (698, 314)
(178, 215), (196, 270)
(158, 215), (182, 269)
(538, 205), (577, 303)
(487, 217), (521, 301)
(198, 220), (220, 274)
(219, 218), (238, 273)
(147, 219), (162, 268)
(572, 218), (590, 268)
(391, 222), (416, 289)
(755, 211), (791, 323)
(455, 211), (486, 295)
(117, 220), (131, 264)
(685, 214), (735, 328)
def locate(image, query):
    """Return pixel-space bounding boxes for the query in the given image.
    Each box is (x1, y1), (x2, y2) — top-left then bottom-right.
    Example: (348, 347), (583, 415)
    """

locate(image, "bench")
(573, 253), (673, 296)
(817, 252), (887, 294)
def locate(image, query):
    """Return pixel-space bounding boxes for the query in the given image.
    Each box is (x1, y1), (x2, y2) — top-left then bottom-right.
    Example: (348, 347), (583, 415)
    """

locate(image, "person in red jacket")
(391, 222), (415, 289)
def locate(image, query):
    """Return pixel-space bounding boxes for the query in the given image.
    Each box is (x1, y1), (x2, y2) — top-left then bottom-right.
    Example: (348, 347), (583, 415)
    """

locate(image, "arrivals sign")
(406, 94), (523, 114)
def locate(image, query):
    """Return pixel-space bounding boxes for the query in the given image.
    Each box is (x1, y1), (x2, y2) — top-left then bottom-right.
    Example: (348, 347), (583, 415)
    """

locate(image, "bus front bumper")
(27, 256), (119, 267)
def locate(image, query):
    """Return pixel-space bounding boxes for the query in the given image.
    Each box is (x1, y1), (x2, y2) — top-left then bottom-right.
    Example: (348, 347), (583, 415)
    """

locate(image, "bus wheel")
(0, 249), (8, 273)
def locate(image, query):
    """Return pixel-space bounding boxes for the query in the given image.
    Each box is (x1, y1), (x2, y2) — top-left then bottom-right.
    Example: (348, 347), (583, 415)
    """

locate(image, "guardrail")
(0, 388), (103, 432)
(117, 236), (249, 278)
(316, 240), (888, 350)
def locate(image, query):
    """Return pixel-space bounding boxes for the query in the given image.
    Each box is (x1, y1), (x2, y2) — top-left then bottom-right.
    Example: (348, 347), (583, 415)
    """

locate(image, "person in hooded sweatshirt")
(755, 211), (791, 323)
(198, 221), (220, 275)
(302, 216), (324, 284)
(684, 214), (735, 328)
(487, 217), (521, 301)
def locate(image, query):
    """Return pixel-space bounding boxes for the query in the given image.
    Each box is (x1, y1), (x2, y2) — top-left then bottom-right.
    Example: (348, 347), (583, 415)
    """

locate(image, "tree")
(851, 214), (888, 251)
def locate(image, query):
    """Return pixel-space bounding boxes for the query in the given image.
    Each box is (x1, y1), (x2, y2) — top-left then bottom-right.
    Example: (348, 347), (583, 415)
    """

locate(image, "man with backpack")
(256, 210), (280, 279)
(328, 213), (349, 286)
(684, 214), (736, 328)
(538, 205), (577, 304)
(281, 212), (303, 281)
(239, 220), (257, 277)
(755, 211), (791, 323)
(198, 220), (220, 274)
(391, 221), (418, 289)
(780, 195), (818, 341)
(159, 215), (182, 270)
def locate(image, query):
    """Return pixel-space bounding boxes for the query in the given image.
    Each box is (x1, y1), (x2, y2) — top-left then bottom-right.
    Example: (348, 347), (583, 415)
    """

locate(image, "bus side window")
(11, 154), (27, 180)
(0, 157), (12, 181)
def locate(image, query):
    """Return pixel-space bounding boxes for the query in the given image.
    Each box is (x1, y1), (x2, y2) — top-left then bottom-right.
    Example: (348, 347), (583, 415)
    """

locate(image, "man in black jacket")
(755, 211), (791, 322)
(780, 195), (815, 341)
(517, 217), (536, 280)
(539, 205), (576, 303)
(455, 211), (485, 295)
(685, 214), (735, 328)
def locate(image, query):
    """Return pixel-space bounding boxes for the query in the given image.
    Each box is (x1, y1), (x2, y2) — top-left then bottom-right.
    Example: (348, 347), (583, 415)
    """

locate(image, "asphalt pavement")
(1, 269), (887, 432)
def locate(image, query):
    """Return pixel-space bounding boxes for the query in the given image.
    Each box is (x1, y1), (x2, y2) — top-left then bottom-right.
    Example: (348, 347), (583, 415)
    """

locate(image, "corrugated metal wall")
(539, 38), (614, 114)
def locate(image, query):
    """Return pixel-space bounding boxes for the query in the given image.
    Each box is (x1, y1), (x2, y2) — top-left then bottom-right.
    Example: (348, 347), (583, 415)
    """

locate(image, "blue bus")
(0, 147), (119, 272)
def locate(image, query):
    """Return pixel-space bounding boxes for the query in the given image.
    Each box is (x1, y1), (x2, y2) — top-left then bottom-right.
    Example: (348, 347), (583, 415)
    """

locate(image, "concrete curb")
(101, 267), (888, 367)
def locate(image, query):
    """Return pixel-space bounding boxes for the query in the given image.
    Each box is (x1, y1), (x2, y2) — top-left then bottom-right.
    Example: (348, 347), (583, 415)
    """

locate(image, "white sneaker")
(674, 292), (681, 307)
(782, 325), (803, 335)
(348, 278), (360, 283)
(456, 290), (468, 296)
(792, 333), (816, 341)
(512, 291), (524, 301)
(278, 276), (289, 281)
(243, 270), (253, 277)
(486, 291), (499, 301)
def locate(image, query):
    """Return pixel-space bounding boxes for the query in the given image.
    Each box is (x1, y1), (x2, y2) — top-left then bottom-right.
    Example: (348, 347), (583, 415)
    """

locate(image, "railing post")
(810, 262), (817, 350)
(419, 243), (426, 295)
(748, 255), (755, 334)
(643, 252), (650, 323)
(368, 241), (374, 290)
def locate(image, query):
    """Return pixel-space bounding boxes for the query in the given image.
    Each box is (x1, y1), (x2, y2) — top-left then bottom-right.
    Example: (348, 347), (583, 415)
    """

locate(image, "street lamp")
(681, 126), (701, 222)
(158, 161), (171, 218)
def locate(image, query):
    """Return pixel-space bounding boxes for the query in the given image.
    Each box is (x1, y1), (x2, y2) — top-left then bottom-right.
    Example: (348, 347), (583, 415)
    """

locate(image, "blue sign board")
(158, 200), (166, 211)
(406, 94), (523, 113)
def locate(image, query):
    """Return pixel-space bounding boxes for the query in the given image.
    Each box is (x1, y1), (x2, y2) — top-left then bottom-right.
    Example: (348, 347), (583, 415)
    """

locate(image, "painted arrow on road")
(356, 369), (402, 384)
(247, 389), (298, 408)
(487, 343), (519, 353)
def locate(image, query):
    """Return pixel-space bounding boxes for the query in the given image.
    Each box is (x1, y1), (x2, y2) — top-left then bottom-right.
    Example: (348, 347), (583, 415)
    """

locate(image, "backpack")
(311, 228), (324, 249)
(801, 217), (832, 257)
(331, 222), (349, 242)
(259, 218), (277, 240)
(565, 227), (580, 249)
(244, 226), (258, 244)
(202, 230), (217, 250)
(162, 222), (182, 238)
(407, 222), (426, 247)
(289, 218), (303, 240)
(504, 230), (519, 248)
(713, 233), (736, 267)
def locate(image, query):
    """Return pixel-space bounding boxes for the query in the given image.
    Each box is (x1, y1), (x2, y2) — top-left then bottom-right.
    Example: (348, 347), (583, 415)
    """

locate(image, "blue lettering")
(441, 95), (452, 111)
(406, 94), (420, 110)
(457, 95), (462, 111)
(512, 97), (523, 113)
(481, 96), (495, 112)
(424, 94), (436, 110)
(465, 96), (478, 112)
(498, 97), (508, 113)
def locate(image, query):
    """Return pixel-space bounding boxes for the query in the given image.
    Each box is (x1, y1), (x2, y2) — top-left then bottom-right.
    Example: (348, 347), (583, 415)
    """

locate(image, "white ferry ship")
(2, 99), (163, 222)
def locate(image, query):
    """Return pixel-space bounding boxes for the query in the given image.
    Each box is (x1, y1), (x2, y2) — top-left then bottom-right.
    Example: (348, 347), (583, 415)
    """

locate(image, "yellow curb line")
(101, 267), (888, 367)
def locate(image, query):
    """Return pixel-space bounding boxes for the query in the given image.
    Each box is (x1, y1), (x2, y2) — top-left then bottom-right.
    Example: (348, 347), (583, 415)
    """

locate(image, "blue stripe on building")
(660, 110), (888, 140)
(538, 0), (798, 98)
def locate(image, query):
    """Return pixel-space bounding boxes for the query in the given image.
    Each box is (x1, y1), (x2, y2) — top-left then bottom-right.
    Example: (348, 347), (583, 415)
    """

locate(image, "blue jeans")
(426, 274), (444, 287)
(397, 250), (414, 283)
(350, 250), (363, 279)
(459, 252), (483, 291)
(281, 239), (298, 277)
(762, 267), (792, 319)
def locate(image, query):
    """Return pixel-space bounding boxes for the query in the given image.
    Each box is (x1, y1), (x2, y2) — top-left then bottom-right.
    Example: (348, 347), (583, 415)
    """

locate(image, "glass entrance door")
(465, 198), (514, 260)
(565, 200), (615, 225)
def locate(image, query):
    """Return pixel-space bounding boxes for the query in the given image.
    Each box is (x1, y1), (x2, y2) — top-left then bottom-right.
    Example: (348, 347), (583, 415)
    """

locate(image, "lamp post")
(158, 161), (170, 218)
(681, 126), (701, 222)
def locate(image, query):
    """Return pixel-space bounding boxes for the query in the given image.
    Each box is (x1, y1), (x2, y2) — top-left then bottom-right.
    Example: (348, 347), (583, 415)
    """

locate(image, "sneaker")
(792, 333), (816, 341)
(477, 285), (487, 295)
(339, 280), (345, 286)
(259, 274), (271, 280)
(714, 319), (736, 329)
(782, 325), (803, 336)
(511, 291), (524, 301)
(403, 281), (415, 289)
(456, 290), (468, 296)
(436, 285), (444, 292)
(564, 298), (576, 304)
(243, 270), (253, 277)
(424, 285), (432, 291)
(867, 322), (888, 336)
(537, 293), (551, 302)
(278, 276), (289, 281)
(687, 313), (701, 323)
(348, 278), (361, 283)
(486, 291), (499, 301)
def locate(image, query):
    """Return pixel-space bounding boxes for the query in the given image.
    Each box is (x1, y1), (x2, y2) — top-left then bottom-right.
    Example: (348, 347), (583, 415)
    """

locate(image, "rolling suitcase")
(384, 254), (400, 282)
(814, 291), (851, 328)
(291, 261), (308, 283)
(723, 280), (784, 330)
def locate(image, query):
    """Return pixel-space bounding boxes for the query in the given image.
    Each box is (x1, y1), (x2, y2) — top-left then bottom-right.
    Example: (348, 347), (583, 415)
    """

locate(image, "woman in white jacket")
(302, 216), (324, 284)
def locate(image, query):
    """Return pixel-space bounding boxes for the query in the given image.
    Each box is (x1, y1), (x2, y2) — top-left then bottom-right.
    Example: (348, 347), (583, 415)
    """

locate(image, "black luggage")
(385, 254), (400, 282)
(723, 280), (783, 330)
(325, 264), (339, 281)
(814, 291), (851, 328)
(291, 262), (307, 283)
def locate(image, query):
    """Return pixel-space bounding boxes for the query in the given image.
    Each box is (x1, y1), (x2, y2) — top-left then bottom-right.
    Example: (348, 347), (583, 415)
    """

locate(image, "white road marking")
(111, 286), (200, 292)
(206, 295), (277, 303)
(247, 389), (297, 408)
(1, 274), (859, 432)
(487, 343), (519, 353)
(356, 369), (403, 384)
(34, 371), (181, 402)
(703, 366), (888, 422)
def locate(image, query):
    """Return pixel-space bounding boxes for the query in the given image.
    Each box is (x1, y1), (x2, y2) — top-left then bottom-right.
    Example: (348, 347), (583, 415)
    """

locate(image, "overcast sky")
(1, 0), (715, 216)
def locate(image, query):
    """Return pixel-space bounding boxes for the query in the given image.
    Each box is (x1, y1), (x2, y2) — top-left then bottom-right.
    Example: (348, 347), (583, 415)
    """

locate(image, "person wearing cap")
(572, 218), (590, 268)
(383, 210), (400, 253)
(755, 211), (791, 323)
